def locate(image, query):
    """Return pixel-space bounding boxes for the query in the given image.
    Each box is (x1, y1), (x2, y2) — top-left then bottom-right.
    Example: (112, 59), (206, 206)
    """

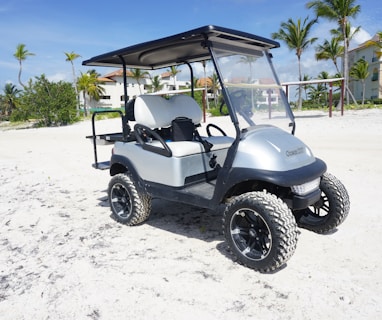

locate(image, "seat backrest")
(134, 94), (202, 128)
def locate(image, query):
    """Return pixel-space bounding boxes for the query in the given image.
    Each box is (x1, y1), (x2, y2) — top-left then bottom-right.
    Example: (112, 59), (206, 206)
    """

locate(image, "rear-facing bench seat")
(134, 94), (205, 157)
(133, 94), (234, 156)
(129, 94), (234, 187)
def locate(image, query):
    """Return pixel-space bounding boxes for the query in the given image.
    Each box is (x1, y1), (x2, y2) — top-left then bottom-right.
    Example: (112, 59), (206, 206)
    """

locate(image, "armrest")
(134, 124), (172, 157)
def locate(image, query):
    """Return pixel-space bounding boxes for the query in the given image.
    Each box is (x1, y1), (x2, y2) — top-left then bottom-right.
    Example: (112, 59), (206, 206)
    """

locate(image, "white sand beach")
(0, 109), (381, 319)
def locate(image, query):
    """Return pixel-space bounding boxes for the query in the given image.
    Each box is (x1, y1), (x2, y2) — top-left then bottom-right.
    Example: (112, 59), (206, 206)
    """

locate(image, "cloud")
(351, 27), (372, 46)
(311, 21), (337, 41)
(47, 72), (70, 83)
(0, 60), (18, 70)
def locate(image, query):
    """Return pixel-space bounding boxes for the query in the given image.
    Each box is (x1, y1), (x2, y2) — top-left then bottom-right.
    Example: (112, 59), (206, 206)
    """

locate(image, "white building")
(87, 69), (190, 109)
(348, 33), (382, 101)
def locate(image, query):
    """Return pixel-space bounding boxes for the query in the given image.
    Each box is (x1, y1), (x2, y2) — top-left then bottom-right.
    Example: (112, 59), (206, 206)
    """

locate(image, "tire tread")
(223, 191), (298, 273)
(108, 173), (152, 226)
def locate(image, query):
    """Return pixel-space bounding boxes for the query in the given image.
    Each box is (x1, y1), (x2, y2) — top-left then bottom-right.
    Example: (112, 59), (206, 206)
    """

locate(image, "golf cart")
(83, 25), (350, 272)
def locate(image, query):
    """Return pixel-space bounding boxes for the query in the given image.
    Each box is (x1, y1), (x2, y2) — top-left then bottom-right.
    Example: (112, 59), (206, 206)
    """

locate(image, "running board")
(92, 161), (110, 170)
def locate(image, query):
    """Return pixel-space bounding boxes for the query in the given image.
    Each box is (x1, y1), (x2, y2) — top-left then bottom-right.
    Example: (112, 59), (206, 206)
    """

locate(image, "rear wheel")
(296, 172), (350, 234)
(108, 173), (152, 225)
(223, 191), (298, 272)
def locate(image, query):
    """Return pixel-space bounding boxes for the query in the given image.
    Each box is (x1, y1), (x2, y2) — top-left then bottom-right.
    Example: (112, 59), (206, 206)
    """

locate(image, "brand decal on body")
(286, 147), (304, 157)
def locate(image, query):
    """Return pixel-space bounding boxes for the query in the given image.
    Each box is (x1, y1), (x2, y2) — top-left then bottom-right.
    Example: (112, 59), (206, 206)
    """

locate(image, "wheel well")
(224, 180), (290, 200)
(110, 163), (128, 176)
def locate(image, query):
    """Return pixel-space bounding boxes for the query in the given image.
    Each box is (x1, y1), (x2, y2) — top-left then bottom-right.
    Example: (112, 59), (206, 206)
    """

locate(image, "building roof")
(196, 77), (212, 87)
(349, 33), (381, 52)
(160, 71), (172, 78)
(98, 77), (115, 82)
(259, 78), (276, 85)
(102, 69), (133, 78)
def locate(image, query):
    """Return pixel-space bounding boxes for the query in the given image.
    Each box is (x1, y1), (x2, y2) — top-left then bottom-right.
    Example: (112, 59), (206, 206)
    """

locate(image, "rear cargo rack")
(86, 110), (128, 170)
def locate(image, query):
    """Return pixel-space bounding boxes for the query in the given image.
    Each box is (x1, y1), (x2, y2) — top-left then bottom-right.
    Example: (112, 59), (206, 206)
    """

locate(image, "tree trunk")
(18, 61), (25, 89)
(82, 91), (88, 117)
(342, 21), (349, 105)
(297, 56), (302, 110)
(71, 62), (80, 117)
(362, 80), (365, 107)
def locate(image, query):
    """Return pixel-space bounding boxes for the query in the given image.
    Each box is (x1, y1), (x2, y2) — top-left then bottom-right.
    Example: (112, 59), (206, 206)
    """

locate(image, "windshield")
(210, 42), (294, 133)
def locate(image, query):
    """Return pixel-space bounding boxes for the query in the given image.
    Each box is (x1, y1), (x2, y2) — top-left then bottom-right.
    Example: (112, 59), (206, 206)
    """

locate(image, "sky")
(0, 0), (381, 91)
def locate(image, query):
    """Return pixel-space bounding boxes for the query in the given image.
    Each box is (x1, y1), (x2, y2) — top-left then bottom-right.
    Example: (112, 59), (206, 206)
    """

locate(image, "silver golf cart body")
(84, 25), (325, 210)
(83, 26), (349, 272)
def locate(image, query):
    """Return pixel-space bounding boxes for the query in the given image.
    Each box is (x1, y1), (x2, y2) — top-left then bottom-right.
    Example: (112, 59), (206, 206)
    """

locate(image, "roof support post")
(118, 55), (128, 113)
(329, 82), (333, 118)
(118, 55), (130, 138)
(341, 79), (345, 116)
(185, 62), (194, 98)
(184, 61), (206, 122)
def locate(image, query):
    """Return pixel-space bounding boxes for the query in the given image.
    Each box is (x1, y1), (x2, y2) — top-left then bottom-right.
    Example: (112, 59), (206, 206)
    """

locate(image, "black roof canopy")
(82, 25), (280, 70)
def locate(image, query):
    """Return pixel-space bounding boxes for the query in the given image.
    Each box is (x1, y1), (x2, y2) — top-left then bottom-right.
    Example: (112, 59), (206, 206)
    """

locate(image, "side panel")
(113, 141), (229, 187)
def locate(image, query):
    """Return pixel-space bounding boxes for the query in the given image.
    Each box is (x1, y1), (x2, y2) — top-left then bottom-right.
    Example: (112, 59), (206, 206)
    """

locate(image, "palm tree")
(308, 83), (327, 105)
(77, 71), (105, 116)
(130, 68), (149, 94)
(149, 75), (163, 92)
(307, 0), (361, 104)
(317, 70), (330, 105)
(330, 21), (361, 56)
(201, 60), (209, 109)
(209, 73), (221, 107)
(315, 37), (344, 73)
(167, 66), (181, 90)
(77, 73), (92, 117)
(64, 51), (81, 116)
(239, 56), (257, 108)
(272, 16), (318, 110)
(193, 77), (200, 90)
(365, 31), (382, 59)
(330, 21), (361, 103)
(87, 70), (105, 104)
(13, 44), (35, 89)
(349, 58), (369, 106)
(239, 56), (257, 81)
(317, 71), (330, 79)
(302, 74), (313, 100)
(2, 83), (21, 117)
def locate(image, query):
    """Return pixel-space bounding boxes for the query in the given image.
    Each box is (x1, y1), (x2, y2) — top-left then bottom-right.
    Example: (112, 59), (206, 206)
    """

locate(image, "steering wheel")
(206, 123), (227, 137)
(231, 89), (247, 100)
(219, 89), (248, 115)
(219, 99), (229, 116)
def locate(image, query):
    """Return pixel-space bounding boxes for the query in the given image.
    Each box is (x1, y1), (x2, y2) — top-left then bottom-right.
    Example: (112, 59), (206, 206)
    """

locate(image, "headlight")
(291, 177), (320, 195)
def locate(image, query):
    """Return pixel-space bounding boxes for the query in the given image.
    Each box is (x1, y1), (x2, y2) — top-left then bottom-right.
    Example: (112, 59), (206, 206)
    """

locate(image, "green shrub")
(208, 104), (228, 116)
(18, 75), (78, 126)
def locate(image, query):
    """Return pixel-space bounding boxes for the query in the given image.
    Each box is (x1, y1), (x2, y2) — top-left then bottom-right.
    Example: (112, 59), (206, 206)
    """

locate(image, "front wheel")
(108, 173), (152, 225)
(295, 172), (350, 234)
(223, 191), (298, 273)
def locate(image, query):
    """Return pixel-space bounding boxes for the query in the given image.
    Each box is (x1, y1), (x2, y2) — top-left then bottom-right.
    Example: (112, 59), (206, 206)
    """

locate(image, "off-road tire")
(296, 172), (350, 234)
(223, 191), (298, 273)
(108, 173), (152, 225)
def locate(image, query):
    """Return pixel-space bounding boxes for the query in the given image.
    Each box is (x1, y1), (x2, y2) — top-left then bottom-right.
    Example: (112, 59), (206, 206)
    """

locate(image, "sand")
(0, 109), (381, 319)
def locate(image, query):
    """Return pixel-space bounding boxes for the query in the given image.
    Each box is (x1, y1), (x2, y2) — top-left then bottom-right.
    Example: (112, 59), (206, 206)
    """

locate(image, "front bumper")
(285, 188), (321, 210)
